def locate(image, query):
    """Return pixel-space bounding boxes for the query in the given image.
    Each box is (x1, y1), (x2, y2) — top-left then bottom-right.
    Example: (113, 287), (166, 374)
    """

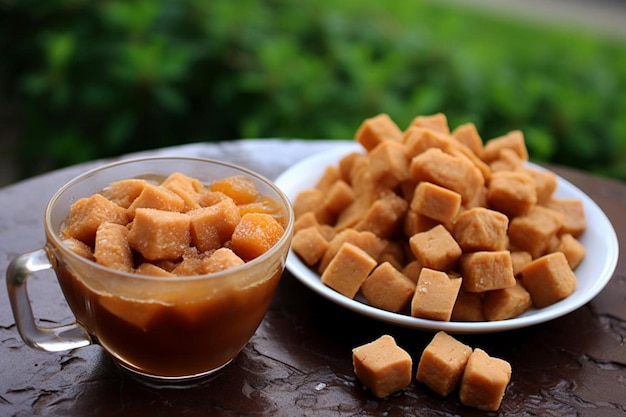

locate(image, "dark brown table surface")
(1, 140), (624, 417)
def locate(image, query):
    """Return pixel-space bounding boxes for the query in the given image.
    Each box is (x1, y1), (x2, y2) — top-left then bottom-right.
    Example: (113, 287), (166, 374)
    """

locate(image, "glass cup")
(6, 157), (294, 387)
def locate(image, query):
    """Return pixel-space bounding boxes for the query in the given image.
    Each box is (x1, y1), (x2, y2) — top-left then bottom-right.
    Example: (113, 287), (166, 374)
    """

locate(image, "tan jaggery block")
(377, 241), (405, 270)
(411, 268), (462, 321)
(318, 229), (384, 273)
(410, 148), (484, 205)
(338, 152), (362, 184)
(100, 179), (147, 209)
(402, 259), (424, 284)
(292, 188), (334, 225)
(361, 262), (415, 313)
(508, 205), (564, 259)
(201, 248), (245, 274)
(451, 288), (485, 322)
(451, 122), (483, 157)
(354, 192), (409, 239)
(62, 237), (95, 261)
(489, 148), (524, 173)
(483, 280), (532, 321)
(172, 250), (204, 276)
(368, 140), (411, 189)
(161, 172), (205, 211)
(403, 210), (439, 237)
(453, 207), (509, 252)
(416, 331), (472, 396)
(291, 226), (330, 266)
(459, 348), (512, 411)
(520, 252), (577, 308)
(321, 242), (377, 299)
(459, 251), (516, 293)
(487, 171), (537, 217)
(188, 198), (241, 253)
(352, 335), (413, 398)
(136, 262), (175, 277)
(323, 180), (356, 214)
(315, 165), (341, 193)
(409, 225), (462, 271)
(556, 233), (586, 269)
(410, 182), (461, 224)
(94, 222), (133, 273)
(128, 208), (191, 261)
(127, 183), (186, 217)
(62, 193), (129, 245)
(510, 251), (533, 276)
(545, 198), (587, 237)
(408, 112), (450, 134)
(355, 113), (403, 151)
(482, 130), (528, 163)
(209, 175), (259, 205)
(519, 166), (558, 204)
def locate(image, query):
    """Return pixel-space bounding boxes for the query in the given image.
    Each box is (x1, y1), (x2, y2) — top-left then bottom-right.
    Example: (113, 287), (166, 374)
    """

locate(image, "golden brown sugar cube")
(410, 148), (484, 205)
(489, 148), (524, 173)
(294, 211), (319, 231)
(403, 210), (439, 237)
(510, 251), (533, 276)
(291, 226), (330, 266)
(355, 113), (403, 151)
(403, 127), (456, 158)
(128, 208), (191, 261)
(556, 233), (586, 269)
(100, 178), (148, 209)
(377, 240), (405, 270)
(94, 222), (133, 273)
(508, 206), (564, 259)
(487, 171), (537, 217)
(161, 172), (206, 212)
(321, 242), (377, 299)
(136, 262), (175, 277)
(354, 192), (409, 239)
(201, 247), (245, 274)
(209, 175), (259, 205)
(408, 112), (450, 134)
(545, 198), (587, 237)
(323, 180), (356, 214)
(231, 212), (285, 260)
(459, 348), (511, 412)
(62, 237), (95, 261)
(453, 207), (509, 252)
(361, 262), (416, 313)
(197, 190), (229, 208)
(127, 183), (186, 217)
(483, 280), (532, 321)
(416, 331), (472, 396)
(482, 129), (528, 163)
(410, 182), (461, 224)
(460, 251), (516, 293)
(451, 288), (485, 322)
(293, 189), (334, 225)
(411, 268), (462, 321)
(451, 122), (483, 157)
(338, 152), (362, 184)
(520, 166), (558, 204)
(368, 140), (410, 189)
(62, 193), (129, 245)
(352, 335), (413, 399)
(318, 229), (384, 273)
(188, 198), (241, 253)
(520, 252), (577, 308)
(315, 165), (341, 193)
(172, 250), (205, 276)
(402, 259), (424, 284)
(409, 224), (462, 271)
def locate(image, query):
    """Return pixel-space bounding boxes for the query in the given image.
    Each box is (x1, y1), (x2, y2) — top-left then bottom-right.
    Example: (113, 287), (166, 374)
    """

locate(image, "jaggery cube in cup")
(6, 157), (294, 386)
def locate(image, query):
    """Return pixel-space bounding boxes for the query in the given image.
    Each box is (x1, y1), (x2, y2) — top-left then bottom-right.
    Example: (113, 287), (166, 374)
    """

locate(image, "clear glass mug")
(6, 157), (294, 386)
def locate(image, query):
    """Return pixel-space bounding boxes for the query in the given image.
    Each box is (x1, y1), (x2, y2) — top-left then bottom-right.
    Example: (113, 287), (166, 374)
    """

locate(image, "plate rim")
(275, 142), (619, 333)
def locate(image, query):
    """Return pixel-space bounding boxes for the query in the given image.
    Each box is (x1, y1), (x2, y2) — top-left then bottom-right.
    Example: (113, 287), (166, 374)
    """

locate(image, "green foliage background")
(2, 0), (626, 180)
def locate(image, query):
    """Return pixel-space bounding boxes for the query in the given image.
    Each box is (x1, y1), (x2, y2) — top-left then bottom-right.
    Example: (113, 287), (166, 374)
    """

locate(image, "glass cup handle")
(6, 248), (93, 352)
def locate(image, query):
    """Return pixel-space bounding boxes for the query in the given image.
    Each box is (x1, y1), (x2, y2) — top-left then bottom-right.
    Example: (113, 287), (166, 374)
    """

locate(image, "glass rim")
(44, 155), (295, 282)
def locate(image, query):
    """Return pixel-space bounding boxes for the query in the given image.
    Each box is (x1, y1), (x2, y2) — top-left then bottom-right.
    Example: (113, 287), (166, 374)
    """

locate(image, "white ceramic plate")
(275, 142), (619, 333)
